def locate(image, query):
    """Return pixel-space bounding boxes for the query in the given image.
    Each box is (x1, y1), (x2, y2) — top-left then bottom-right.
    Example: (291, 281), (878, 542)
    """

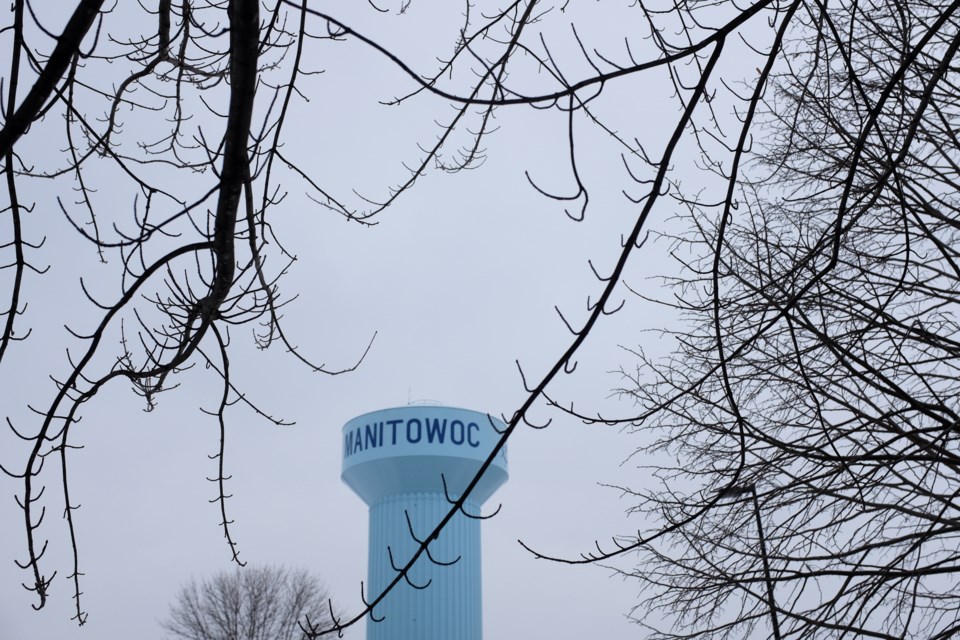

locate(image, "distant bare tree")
(162, 566), (336, 640)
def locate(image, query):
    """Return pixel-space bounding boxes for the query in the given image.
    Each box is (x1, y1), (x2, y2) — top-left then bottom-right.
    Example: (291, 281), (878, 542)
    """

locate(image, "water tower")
(342, 405), (509, 640)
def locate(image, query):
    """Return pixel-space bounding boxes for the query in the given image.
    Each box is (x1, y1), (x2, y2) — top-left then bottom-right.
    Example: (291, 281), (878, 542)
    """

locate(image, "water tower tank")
(342, 405), (509, 640)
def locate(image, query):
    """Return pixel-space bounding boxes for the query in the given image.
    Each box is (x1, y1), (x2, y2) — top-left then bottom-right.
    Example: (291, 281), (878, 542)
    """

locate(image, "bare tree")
(1, 0), (529, 624)
(162, 566), (337, 640)
(597, 1), (960, 638)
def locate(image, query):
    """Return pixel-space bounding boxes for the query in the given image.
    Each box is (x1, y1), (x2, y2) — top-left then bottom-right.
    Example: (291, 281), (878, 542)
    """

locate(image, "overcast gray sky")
(0, 1), (760, 638)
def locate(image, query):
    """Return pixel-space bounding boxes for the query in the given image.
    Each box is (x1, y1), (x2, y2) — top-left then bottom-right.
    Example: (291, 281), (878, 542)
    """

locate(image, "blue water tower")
(342, 405), (509, 640)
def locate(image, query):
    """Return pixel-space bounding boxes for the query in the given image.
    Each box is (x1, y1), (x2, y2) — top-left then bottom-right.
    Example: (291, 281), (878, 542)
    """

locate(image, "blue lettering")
(344, 430), (355, 457)
(352, 427), (363, 455)
(467, 422), (480, 447)
(365, 423), (379, 449)
(450, 419), (465, 445)
(406, 418), (422, 443)
(426, 418), (447, 443)
(388, 419), (402, 445)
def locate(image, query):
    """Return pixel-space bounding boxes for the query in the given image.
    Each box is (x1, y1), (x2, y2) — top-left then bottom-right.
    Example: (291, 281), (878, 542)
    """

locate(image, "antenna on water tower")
(341, 405), (509, 640)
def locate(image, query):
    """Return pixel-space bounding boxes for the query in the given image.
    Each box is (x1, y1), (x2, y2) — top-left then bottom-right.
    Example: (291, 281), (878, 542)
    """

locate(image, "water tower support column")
(368, 494), (482, 640)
